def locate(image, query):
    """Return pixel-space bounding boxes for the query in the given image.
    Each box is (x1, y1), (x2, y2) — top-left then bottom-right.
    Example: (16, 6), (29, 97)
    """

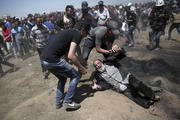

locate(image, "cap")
(98, 1), (104, 6)
(107, 20), (120, 35)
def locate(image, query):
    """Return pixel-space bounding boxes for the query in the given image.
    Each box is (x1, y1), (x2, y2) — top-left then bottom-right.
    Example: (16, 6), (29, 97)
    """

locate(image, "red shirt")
(2, 27), (12, 42)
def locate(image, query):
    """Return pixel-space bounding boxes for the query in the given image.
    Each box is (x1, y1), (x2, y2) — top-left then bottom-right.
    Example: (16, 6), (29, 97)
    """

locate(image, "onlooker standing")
(0, 22), (16, 58)
(97, 1), (110, 26)
(124, 5), (137, 47)
(5, 16), (13, 29)
(44, 13), (56, 39)
(147, 0), (169, 50)
(55, 5), (75, 31)
(167, 6), (180, 40)
(30, 17), (50, 79)
(78, 1), (97, 28)
(0, 45), (16, 78)
(11, 20), (28, 60)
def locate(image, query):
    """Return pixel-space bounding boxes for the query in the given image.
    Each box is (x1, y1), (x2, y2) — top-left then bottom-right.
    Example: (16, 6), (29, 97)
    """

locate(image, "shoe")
(56, 104), (63, 109)
(146, 44), (156, 51)
(63, 102), (81, 110)
(43, 71), (49, 79)
(154, 46), (162, 50)
(128, 43), (134, 47)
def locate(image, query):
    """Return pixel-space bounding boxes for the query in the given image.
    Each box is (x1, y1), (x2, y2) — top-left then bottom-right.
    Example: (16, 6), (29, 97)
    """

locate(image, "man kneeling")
(91, 59), (161, 108)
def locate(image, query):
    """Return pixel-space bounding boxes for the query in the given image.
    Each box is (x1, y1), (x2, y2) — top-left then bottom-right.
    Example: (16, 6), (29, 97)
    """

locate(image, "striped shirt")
(30, 24), (49, 48)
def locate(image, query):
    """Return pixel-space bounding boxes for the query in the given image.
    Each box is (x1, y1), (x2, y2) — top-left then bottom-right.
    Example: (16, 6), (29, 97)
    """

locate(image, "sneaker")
(128, 43), (134, 47)
(56, 104), (63, 109)
(63, 102), (81, 110)
(154, 46), (162, 50)
(43, 71), (50, 79)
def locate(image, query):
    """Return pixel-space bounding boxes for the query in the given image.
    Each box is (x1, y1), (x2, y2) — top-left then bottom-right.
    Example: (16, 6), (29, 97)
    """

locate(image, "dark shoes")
(43, 71), (50, 79)
(56, 104), (63, 109)
(56, 102), (81, 110)
(63, 102), (81, 110)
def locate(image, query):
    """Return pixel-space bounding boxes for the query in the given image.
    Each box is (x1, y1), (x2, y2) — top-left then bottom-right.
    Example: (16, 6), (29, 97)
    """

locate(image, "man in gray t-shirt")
(82, 20), (120, 61)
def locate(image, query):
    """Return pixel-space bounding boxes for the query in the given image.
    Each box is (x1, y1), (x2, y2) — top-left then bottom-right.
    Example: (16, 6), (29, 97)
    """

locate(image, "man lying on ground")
(90, 58), (161, 108)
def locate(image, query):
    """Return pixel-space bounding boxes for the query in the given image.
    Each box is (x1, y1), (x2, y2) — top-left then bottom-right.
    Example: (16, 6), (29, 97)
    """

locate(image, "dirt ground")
(0, 26), (180, 120)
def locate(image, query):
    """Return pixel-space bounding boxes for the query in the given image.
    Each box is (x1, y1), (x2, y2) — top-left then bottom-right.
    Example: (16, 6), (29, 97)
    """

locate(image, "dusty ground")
(0, 26), (180, 120)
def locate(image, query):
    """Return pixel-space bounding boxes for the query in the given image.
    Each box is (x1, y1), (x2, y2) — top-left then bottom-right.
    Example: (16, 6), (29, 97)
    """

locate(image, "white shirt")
(100, 65), (130, 92)
(97, 7), (110, 25)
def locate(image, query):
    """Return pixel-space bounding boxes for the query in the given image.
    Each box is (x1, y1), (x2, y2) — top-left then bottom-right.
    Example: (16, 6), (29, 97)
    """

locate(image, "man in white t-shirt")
(97, 1), (110, 26)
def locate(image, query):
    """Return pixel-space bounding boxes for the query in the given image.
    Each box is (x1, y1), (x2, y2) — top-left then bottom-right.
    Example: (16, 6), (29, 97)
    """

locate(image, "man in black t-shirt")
(40, 23), (90, 110)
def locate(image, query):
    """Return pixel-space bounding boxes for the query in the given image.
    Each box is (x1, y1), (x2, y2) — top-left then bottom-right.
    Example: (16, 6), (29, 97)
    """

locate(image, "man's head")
(65, 5), (74, 18)
(98, 1), (104, 9)
(93, 59), (106, 73)
(81, 1), (89, 14)
(49, 13), (55, 22)
(36, 17), (43, 28)
(74, 21), (90, 38)
(107, 20), (120, 36)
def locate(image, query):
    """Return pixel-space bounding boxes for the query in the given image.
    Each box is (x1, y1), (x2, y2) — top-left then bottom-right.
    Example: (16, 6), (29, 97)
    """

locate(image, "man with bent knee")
(40, 22), (90, 110)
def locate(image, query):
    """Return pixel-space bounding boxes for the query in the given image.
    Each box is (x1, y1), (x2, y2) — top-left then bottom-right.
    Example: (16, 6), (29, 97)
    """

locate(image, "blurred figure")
(11, 20), (28, 60)
(55, 5), (75, 31)
(0, 22), (17, 58)
(124, 4), (137, 47)
(97, 1), (110, 26)
(44, 13), (56, 39)
(0, 45), (16, 78)
(30, 17), (50, 79)
(147, 0), (169, 50)
(167, 5), (180, 40)
(78, 1), (97, 28)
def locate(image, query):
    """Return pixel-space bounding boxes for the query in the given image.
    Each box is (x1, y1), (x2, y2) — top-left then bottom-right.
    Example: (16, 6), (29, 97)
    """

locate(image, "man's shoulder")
(31, 25), (38, 31)
(94, 26), (107, 33)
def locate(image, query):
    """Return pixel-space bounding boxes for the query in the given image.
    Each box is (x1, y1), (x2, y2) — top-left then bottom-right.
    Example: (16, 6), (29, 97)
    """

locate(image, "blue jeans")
(149, 28), (164, 47)
(124, 25), (135, 45)
(41, 59), (81, 105)
(15, 37), (29, 58)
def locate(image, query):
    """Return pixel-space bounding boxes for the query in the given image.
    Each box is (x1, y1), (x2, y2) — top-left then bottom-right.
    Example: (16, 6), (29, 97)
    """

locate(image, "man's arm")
(68, 42), (87, 75)
(95, 45), (111, 54)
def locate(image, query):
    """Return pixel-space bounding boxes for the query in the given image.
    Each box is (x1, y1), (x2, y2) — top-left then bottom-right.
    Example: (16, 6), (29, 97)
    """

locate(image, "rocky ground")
(0, 26), (180, 120)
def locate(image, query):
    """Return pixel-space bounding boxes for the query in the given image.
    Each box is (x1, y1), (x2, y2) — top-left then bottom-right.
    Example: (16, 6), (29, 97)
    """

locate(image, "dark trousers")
(37, 48), (47, 72)
(168, 23), (180, 40)
(124, 75), (155, 108)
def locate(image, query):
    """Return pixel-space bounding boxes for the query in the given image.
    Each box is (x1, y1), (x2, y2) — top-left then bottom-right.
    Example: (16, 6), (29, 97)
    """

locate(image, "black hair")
(74, 21), (90, 33)
(65, 5), (74, 11)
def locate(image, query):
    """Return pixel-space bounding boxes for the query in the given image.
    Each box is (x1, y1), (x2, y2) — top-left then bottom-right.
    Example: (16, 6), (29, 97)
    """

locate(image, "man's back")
(40, 29), (82, 63)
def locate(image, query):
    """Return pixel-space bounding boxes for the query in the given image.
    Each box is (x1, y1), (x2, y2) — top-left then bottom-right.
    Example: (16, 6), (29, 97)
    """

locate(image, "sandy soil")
(0, 26), (180, 120)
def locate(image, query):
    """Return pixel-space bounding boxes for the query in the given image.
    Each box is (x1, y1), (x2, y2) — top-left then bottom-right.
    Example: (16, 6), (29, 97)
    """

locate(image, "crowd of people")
(0, 0), (180, 110)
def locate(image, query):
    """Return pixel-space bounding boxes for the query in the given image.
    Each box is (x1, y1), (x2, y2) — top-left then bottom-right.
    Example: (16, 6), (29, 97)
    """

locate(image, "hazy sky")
(0, 0), (152, 17)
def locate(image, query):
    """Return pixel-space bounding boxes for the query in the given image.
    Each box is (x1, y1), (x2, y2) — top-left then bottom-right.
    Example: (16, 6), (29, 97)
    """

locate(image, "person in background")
(30, 17), (50, 79)
(167, 5), (180, 40)
(0, 22), (17, 58)
(0, 45), (17, 78)
(55, 5), (75, 31)
(97, 1), (110, 26)
(44, 13), (56, 39)
(11, 20), (28, 60)
(124, 4), (137, 47)
(147, 0), (169, 50)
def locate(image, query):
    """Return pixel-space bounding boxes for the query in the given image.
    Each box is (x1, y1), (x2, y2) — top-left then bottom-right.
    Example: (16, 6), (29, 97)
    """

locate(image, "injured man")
(91, 59), (161, 108)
